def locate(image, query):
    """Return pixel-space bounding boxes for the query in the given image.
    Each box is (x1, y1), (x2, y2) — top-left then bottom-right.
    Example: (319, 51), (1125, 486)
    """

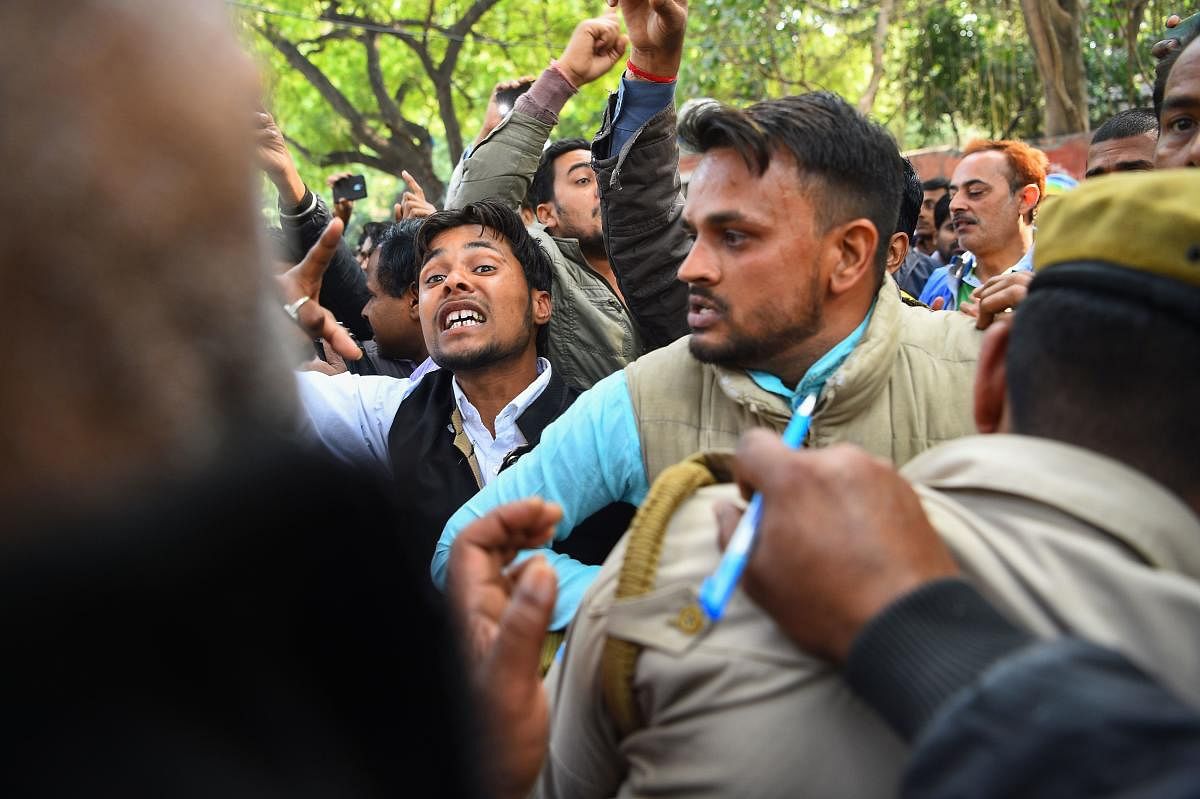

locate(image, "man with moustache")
(919, 140), (1047, 311)
(295, 201), (629, 565)
(434, 0), (982, 630)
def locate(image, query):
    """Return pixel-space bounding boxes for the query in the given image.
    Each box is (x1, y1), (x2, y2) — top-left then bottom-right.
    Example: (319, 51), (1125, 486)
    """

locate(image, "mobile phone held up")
(332, 174), (368, 203)
(496, 80), (534, 117)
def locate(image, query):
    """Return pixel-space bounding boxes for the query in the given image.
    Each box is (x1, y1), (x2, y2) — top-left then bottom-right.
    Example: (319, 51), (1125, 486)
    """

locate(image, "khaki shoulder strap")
(449, 407), (484, 488)
(601, 455), (717, 736)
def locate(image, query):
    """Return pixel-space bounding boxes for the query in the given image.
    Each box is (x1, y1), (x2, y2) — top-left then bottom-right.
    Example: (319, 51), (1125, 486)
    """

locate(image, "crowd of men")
(3, 0), (1199, 795)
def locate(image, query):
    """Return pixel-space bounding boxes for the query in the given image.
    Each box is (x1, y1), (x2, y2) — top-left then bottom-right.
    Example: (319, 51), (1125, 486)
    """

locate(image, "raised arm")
(593, 0), (692, 350)
(445, 12), (627, 212)
(256, 111), (372, 340)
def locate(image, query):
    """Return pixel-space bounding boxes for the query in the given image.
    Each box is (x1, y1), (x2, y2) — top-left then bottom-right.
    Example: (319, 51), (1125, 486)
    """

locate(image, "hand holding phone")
(331, 174), (368, 203)
(495, 80), (534, 117)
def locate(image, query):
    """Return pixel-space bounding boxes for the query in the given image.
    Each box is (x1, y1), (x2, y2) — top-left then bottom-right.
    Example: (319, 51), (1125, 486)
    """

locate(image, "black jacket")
(845, 578), (1200, 798)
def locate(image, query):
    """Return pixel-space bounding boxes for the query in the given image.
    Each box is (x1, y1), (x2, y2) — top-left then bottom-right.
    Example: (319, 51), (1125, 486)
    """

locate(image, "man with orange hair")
(920, 140), (1047, 311)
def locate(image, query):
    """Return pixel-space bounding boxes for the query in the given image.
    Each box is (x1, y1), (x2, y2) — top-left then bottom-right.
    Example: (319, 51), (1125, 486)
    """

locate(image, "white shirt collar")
(450, 357), (551, 429)
(450, 358), (553, 484)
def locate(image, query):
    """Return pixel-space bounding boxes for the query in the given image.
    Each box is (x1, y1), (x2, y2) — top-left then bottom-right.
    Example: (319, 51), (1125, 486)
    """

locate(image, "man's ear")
(1018, 184), (1041, 219)
(406, 283), (420, 320)
(531, 289), (552, 325)
(885, 231), (909, 275)
(535, 201), (558, 229)
(974, 320), (1011, 434)
(828, 218), (878, 295)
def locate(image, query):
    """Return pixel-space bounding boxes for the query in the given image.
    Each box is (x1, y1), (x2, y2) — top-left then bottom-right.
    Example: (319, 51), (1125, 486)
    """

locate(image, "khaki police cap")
(1032, 169), (1200, 309)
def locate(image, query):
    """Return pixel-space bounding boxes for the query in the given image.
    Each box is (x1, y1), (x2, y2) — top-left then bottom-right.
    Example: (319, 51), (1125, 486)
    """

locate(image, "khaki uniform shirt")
(535, 436), (1200, 798)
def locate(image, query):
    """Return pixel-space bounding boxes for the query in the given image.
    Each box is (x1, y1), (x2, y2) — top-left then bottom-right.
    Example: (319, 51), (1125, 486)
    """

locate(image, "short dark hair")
(358, 221), (388, 254)
(921, 176), (950, 193)
(678, 92), (904, 276)
(896, 158), (922, 236)
(373, 219), (423, 298)
(1091, 108), (1158, 144)
(530, 138), (590, 208)
(933, 193), (951, 231)
(414, 200), (553, 297)
(1007, 283), (1200, 502)
(1155, 28), (1200, 119)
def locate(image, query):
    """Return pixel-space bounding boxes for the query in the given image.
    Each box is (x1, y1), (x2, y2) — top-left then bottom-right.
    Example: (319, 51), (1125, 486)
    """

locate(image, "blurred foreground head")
(0, 0), (294, 509)
(997, 169), (1200, 507)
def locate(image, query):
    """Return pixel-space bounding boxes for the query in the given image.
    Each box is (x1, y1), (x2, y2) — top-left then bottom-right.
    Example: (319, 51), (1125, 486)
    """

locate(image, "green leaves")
(242, 0), (1163, 221)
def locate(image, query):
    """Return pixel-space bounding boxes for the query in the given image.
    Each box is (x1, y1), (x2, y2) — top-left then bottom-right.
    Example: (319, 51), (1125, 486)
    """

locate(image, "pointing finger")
(401, 169), (426, 201)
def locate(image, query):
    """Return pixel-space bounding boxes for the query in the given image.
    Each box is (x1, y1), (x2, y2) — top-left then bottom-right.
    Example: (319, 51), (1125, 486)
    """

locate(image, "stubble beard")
(431, 299), (536, 373)
(554, 203), (606, 260)
(688, 282), (825, 374)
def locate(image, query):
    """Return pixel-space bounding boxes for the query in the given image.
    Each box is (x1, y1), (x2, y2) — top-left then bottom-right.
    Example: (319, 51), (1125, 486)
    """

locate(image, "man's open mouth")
(687, 293), (723, 330)
(444, 309), (486, 330)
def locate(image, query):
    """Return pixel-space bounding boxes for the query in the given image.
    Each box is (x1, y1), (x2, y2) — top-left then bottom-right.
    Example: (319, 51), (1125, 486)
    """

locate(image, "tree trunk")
(1020, 0), (1089, 135)
(858, 0), (896, 115)
(257, 23), (446, 199)
(1124, 0), (1152, 107)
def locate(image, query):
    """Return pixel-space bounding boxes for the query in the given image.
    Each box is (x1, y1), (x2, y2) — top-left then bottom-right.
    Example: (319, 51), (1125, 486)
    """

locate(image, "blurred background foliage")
(234, 0), (1177, 227)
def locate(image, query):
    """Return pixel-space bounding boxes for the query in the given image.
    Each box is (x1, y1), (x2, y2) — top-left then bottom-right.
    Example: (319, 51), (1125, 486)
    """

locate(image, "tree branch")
(297, 29), (355, 49)
(362, 31), (406, 135)
(254, 22), (390, 154)
(432, 0), (504, 164)
(858, 0), (896, 114)
(285, 136), (391, 172)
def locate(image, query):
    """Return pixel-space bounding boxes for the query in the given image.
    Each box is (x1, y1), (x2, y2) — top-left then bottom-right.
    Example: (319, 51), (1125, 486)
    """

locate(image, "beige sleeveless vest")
(624, 277), (983, 482)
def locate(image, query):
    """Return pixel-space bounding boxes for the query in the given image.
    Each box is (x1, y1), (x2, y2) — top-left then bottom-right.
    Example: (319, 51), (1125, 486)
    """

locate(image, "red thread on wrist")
(626, 60), (676, 84)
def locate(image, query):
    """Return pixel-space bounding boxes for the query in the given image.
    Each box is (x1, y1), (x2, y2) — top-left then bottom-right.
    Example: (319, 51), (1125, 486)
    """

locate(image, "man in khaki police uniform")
(503, 169), (1200, 797)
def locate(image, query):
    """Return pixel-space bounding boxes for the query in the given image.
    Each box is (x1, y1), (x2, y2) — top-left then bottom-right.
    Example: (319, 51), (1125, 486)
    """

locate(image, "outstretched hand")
(254, 110), (306, 206)
(395, 170), (438, 220)
(609, 0), (689, 78)
(557, 7), (629, 88)
(448, 498), (562, 799)
(714, 433), (958, 663)
(276, 217), (362, 361)
(477, 77), (535, 145)
(963, 270), (1033, 329)
(325, 172), (356, 226)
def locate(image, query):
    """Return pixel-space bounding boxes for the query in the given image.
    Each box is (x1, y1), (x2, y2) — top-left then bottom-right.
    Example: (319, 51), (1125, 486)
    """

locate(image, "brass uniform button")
(674, 603), (705, 635)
